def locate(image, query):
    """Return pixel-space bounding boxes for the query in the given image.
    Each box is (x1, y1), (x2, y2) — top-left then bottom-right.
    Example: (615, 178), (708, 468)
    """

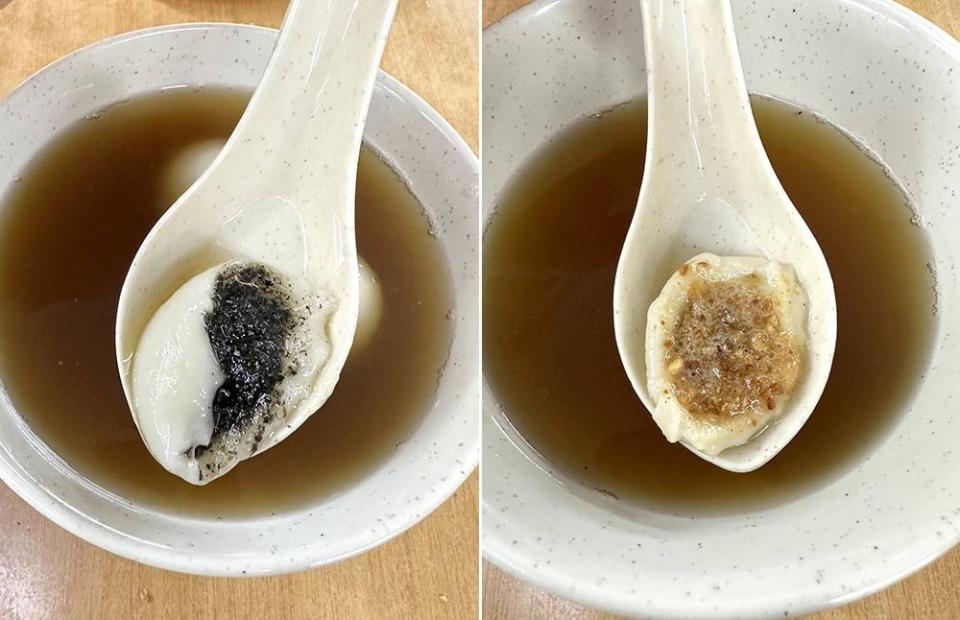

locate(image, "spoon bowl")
(116, 0), (398, 481)
(612, 0), (837, 472)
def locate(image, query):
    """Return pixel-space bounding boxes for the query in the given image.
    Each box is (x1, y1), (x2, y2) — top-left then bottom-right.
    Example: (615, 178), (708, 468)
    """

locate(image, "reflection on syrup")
(484, 97), (936, 515)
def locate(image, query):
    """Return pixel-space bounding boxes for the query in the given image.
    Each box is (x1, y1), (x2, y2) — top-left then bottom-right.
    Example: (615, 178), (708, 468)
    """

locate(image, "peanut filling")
(665, 274), (802, 421)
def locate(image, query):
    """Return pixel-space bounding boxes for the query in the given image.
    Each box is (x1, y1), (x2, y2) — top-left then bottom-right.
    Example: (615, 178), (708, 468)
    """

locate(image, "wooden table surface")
(480, 0), (960, 619)
(0, 1), (478, 619)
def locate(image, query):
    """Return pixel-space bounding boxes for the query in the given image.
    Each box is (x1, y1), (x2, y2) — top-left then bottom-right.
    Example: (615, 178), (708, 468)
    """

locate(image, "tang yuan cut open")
(645, 253), (807, 455)
(131, 261), (331, 485)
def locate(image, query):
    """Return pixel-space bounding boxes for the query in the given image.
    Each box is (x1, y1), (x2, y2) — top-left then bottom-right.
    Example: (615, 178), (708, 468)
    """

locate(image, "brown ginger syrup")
(0, 87), (453, 517)
(483, 97), (936, 515)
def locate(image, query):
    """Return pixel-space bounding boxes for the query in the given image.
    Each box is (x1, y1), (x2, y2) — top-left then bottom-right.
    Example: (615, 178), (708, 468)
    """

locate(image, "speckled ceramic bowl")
(483, 0), (960, 616)
(0, 23), (478, 575)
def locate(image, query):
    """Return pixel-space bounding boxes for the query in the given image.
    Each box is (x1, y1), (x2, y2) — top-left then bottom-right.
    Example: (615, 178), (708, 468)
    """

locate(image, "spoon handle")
(216, 0), (398, 209)
(639, 0), (769, 188)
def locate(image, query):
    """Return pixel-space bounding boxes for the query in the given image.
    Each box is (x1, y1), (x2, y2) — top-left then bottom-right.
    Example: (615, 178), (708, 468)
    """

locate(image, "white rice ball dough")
(645, 253), (808, 455)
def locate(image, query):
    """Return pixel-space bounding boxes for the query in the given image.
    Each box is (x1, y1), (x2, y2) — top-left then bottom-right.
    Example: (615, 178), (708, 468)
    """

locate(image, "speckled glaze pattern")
(0, 23), (479, 575)
(483, 0), (960, 617)
(613, 0), (837, 472)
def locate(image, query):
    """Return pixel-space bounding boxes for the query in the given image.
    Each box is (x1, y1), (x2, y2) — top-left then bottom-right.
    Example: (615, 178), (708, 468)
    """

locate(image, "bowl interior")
(0, 23), (478, 575)
(483, 0), (960, 616)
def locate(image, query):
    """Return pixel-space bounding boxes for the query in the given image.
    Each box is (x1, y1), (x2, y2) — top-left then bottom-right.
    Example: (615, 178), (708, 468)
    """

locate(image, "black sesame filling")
(199, 263), (294, 450)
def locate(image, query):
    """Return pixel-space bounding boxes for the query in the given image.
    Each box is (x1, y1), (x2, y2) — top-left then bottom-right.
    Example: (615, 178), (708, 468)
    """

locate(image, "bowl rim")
(481, 0), (960, 616)
(0, 21), (479, 576)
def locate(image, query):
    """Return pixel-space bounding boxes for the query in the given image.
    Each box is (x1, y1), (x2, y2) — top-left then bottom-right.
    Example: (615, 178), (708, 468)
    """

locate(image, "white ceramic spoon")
(612, 0), (837, 472)
(115, 0), (397, 482)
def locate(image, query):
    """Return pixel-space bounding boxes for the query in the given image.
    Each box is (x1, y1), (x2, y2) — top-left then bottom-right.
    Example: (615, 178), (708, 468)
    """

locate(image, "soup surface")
(484, 97), (936, 515)
(0, 87), (453, 517)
